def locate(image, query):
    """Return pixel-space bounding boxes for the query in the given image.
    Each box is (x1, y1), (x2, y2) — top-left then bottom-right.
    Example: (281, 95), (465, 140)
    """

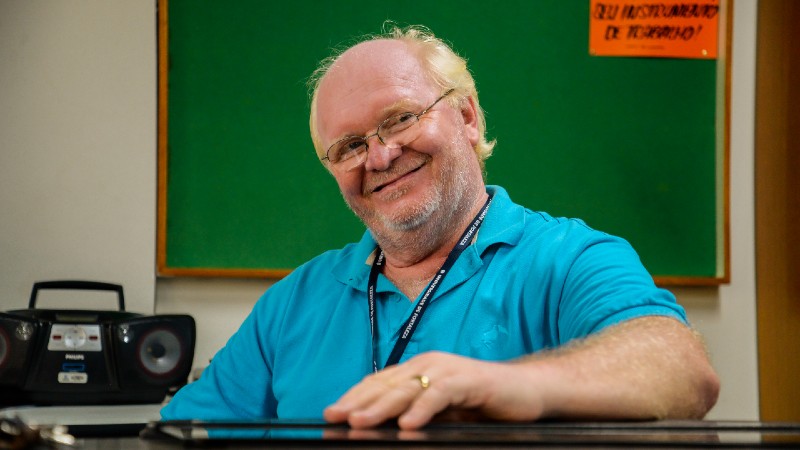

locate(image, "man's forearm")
(506, 316), (720, 420)
(324, 316), (720, 429)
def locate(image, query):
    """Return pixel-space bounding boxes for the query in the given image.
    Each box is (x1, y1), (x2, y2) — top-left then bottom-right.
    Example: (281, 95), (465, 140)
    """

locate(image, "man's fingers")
(325, 352), (502, 430)
(325, 364), (456, 429)
(347, 376), (433, 428)
(397, 381), (453, 430)
(324, 372), (398, 422)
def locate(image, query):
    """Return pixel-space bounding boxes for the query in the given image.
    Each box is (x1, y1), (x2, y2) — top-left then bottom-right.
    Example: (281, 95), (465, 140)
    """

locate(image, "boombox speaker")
(0, 280), (195, 406)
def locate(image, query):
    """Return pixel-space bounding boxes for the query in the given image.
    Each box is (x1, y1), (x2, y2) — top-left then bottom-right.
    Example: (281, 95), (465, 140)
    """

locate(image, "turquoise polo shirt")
(161, 185), (686, 421)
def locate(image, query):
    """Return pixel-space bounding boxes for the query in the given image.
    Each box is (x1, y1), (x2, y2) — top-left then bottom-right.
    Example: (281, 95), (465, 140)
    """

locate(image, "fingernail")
(323, 405), (345, 422)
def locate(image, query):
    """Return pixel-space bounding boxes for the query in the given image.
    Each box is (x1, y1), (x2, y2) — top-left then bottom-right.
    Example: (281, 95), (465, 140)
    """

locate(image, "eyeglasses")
(321, 89), (455, 172)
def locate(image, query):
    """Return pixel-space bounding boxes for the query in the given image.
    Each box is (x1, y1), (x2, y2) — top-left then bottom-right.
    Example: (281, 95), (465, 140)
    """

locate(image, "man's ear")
(461, 96), (480, 147)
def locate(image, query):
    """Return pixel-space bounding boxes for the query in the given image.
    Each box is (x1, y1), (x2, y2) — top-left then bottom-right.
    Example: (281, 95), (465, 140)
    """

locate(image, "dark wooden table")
(119, 420), (800, 448)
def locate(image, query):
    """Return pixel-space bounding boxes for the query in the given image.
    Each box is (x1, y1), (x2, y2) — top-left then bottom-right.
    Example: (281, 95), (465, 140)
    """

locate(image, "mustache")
(362, 154), (431, 195)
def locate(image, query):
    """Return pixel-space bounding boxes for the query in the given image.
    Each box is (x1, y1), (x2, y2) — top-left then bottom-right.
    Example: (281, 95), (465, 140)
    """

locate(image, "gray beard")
(346, 163), (472, 257)
(343, 129), (480, 258)
(377, 188), (440, 232)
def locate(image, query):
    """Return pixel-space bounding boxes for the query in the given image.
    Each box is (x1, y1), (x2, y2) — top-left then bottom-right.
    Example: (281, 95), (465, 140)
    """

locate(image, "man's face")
(314, 40), (483, 240)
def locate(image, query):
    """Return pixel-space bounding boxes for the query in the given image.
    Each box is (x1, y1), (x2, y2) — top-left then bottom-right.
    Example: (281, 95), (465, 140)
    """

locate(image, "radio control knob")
(63, 326), (87, 349)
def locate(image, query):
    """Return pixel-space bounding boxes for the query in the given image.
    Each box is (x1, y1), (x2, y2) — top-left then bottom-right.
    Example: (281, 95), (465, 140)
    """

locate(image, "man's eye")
(345, 139), (365, 150)
(382, 113), (417, 135)
(397, 113), (415, 123)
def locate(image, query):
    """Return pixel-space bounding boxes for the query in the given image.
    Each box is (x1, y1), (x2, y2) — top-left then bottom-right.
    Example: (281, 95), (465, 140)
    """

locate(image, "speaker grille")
(114, 315), (194, 390)
(0, 327), (9, 369)
(138, 328), (183, 376)
(0, 314), (37, 386)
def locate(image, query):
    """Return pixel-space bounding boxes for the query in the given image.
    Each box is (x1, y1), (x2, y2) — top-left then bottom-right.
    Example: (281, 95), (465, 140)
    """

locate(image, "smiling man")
(161, 25), (719, 430)
(312, 38), (488, 302)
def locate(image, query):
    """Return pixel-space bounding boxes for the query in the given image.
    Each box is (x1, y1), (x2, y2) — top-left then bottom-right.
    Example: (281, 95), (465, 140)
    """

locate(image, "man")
(161, 25), (719, 430)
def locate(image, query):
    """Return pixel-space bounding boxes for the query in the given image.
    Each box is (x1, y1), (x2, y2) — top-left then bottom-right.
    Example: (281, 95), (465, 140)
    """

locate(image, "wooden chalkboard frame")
(156, 0), (731, 286)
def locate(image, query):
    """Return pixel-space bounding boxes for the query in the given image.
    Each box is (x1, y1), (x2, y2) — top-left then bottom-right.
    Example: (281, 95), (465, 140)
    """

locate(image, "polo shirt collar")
(331, 185), (526, 292)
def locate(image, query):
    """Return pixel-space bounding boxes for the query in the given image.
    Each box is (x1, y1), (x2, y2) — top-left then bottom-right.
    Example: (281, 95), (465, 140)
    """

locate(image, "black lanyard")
(366, 194), (493, 372)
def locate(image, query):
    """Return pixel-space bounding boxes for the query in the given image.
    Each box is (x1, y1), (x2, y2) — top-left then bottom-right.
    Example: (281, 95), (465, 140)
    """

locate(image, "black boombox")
(0, 281), (195, 406)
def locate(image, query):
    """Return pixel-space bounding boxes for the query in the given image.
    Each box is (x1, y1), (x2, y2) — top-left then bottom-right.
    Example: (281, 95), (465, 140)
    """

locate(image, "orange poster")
(589, 0), (719, 59)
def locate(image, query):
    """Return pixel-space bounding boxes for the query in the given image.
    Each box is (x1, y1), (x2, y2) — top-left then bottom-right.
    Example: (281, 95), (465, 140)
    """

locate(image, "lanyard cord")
(367, 193), (494, 372)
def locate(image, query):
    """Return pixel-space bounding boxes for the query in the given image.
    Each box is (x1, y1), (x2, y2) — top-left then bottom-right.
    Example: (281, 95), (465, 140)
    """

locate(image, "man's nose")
(363, 135), (402, 172)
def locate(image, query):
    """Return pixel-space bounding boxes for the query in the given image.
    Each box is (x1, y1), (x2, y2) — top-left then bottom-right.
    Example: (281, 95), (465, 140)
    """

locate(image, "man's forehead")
(315, 39), (435, 137)
(335, 39), (415, 69)
(319, 40), (425, 95)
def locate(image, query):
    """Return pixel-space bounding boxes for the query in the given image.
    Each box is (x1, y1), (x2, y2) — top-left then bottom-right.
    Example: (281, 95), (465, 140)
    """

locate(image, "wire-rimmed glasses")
(321, 89), (455, 172)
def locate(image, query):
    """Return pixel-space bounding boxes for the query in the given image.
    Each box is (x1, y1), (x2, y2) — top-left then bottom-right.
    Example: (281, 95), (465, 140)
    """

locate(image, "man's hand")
(323, 351), (540, 430)
(323, 316), (719, 430)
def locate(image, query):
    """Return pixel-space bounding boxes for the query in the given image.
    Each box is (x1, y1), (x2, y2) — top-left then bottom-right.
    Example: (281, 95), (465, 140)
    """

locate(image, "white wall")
(0, 0), (760, 420)
(0, 0), (156, 314)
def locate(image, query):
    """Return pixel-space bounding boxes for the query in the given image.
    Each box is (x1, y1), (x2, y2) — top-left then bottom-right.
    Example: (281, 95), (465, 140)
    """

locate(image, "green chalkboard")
(157, 0), (728, 284)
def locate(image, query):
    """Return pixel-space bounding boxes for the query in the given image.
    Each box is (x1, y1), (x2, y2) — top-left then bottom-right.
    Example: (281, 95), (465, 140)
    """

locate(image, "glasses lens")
(379, 113), (419, 146)
(329, 137), (367, 163)
(340, 151), (369, 172)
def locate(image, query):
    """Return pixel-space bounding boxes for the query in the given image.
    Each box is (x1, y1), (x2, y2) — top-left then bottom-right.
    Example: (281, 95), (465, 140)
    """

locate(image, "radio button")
(63, 327), (86, 348)
(47, 324), (103, 351)
(58, 372), (88, 384)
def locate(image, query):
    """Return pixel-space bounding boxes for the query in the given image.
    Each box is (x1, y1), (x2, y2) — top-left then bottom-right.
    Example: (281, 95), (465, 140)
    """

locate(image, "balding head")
(308, 25), (494, 170)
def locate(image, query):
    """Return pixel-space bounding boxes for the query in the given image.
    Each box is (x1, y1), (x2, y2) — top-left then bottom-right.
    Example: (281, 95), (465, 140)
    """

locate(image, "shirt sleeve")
(551, 221), (687, 345)
(160, 289), (278, 420)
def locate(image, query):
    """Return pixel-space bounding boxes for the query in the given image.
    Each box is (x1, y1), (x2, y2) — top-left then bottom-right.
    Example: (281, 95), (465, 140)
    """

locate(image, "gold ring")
(415, 374), (430, 389)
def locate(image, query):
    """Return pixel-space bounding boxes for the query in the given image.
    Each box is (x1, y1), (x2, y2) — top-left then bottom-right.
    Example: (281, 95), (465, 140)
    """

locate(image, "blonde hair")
(308, 24), (495, 171)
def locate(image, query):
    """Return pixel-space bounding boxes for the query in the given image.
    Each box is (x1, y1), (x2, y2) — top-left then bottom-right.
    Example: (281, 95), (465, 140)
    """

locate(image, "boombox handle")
(29, 280), (125, 311)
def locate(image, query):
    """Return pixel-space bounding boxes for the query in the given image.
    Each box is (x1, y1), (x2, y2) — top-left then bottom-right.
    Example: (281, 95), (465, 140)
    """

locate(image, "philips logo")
(64, 353), (85, 361)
